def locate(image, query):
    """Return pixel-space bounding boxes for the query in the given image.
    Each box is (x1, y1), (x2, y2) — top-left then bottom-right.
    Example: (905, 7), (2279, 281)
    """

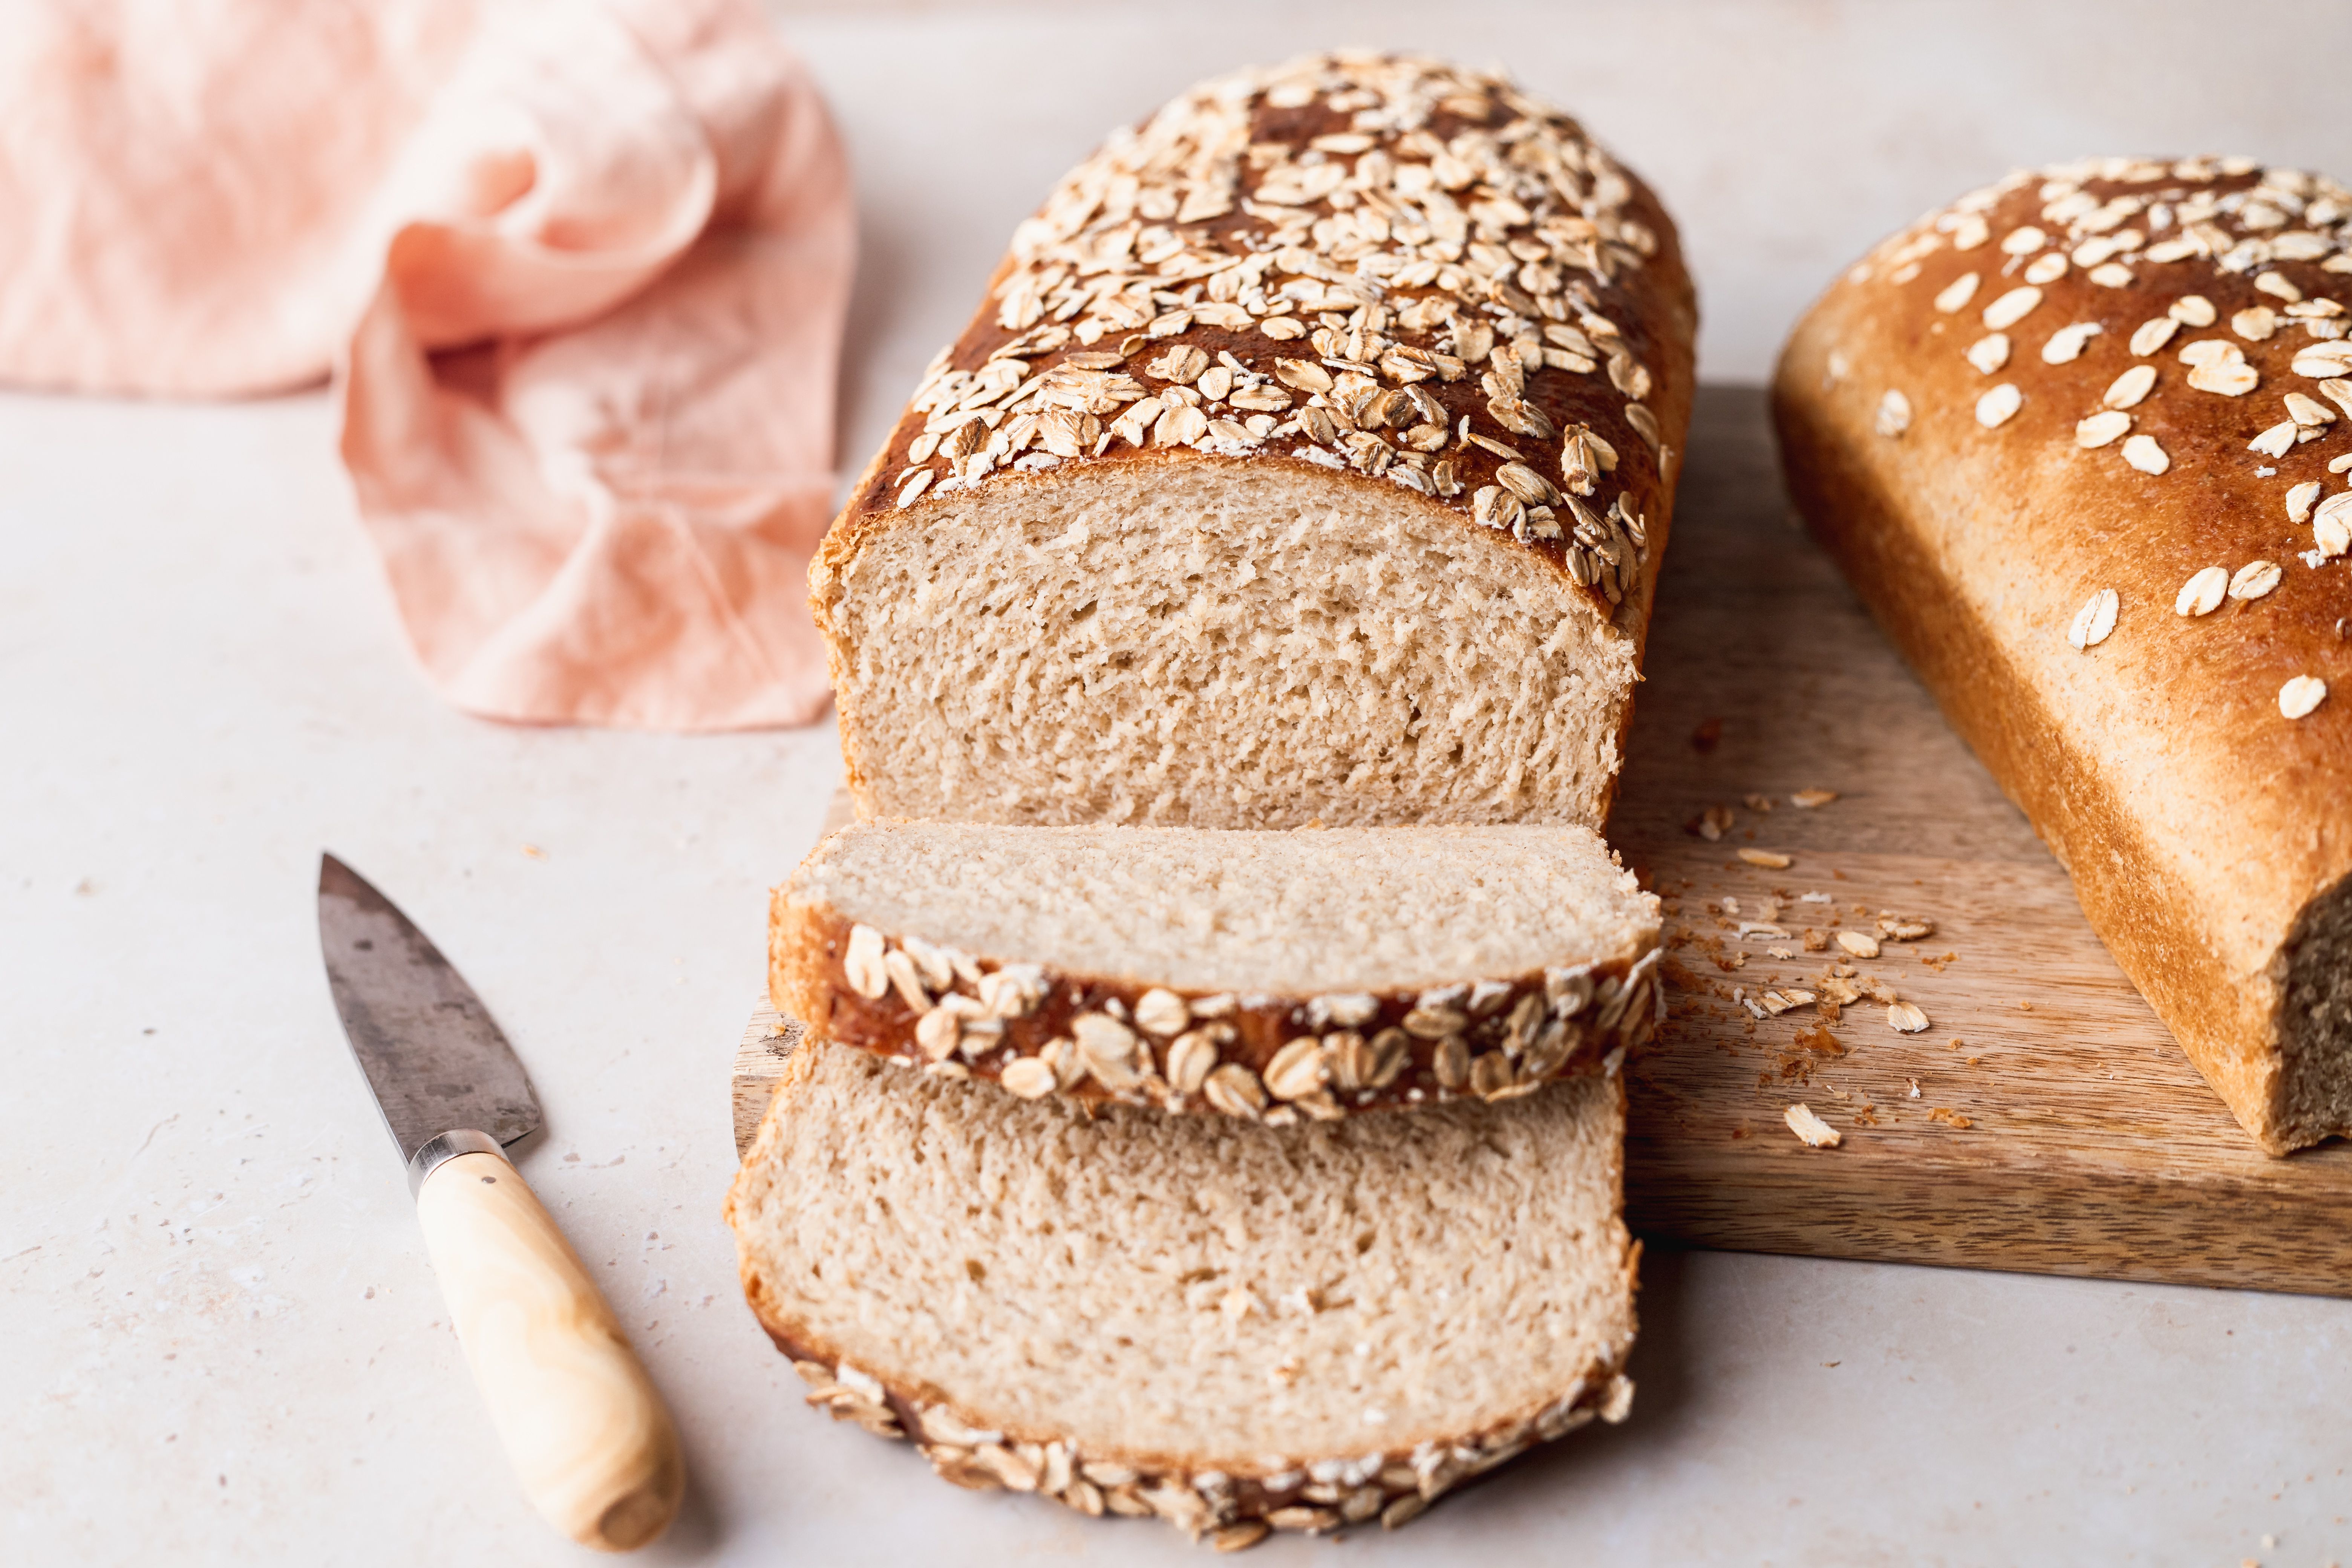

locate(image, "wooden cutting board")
(733, 385), (2352, 1299)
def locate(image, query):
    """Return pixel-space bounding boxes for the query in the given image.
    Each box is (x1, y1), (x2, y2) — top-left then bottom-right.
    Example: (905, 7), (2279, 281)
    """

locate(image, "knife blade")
(319, 853), (540, 1172)
(318, 853), (683, 1552)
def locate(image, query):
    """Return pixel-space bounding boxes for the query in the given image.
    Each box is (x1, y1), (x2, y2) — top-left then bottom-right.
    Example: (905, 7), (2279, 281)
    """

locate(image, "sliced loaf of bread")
(772, 820), (1662, 1120)
(812, 53), (1696, 833)
(724, 1038), (1637, 1542)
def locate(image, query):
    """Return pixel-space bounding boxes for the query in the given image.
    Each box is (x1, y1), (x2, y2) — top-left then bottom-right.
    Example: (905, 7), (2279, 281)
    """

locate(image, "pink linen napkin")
(0, 0), (854, 728)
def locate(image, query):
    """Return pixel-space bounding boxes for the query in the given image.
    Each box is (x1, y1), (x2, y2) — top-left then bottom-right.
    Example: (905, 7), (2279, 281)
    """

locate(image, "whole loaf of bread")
(812, 52), (1696, 830)
(1775, 157), (2352, 1153)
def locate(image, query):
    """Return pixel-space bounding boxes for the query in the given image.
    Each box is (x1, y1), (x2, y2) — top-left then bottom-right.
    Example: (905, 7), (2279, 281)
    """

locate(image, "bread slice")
(724, 1038), (1637, 1541)
(1773, 156), (2352, 1152)
(772, 820), (1662, 1119)
(812, 52), (1696, 833)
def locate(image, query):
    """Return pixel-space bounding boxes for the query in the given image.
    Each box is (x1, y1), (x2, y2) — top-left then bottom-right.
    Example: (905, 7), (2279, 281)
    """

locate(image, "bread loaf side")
(813, 52), (1697, 830)
(1774, 156), (2352, 1152)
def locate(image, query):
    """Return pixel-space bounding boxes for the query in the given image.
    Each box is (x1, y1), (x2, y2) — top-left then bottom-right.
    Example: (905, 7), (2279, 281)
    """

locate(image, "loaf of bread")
(772, 819), (1662, 1118)
(1774, 157), (2352, 1153)
(724, 1037), (1637, 1544)
(811, 51), (1696, 831)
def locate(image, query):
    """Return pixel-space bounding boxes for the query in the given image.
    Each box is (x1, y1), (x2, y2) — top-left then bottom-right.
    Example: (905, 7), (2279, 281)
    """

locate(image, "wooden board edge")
(733, 1000), (802, 1159)
(1624, 1139), (2352, 1300)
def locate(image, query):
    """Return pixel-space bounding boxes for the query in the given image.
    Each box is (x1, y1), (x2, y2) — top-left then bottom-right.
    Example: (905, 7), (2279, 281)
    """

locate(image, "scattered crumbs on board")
(1647, 782), (1983, 1139)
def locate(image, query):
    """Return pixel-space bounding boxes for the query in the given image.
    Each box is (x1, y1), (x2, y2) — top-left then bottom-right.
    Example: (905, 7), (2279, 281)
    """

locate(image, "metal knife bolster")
(409, 1129), (509, 1197)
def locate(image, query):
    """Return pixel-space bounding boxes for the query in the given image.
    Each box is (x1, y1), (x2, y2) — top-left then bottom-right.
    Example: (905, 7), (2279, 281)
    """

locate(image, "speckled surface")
(5, 3), (2351, 1563)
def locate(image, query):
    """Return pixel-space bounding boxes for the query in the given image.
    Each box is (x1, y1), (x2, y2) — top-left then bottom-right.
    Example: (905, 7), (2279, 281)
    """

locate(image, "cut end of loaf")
(2277, 870), (2352, 1153)
(724, 1041), (1637, 1536)
(817, 458), (1640, 829)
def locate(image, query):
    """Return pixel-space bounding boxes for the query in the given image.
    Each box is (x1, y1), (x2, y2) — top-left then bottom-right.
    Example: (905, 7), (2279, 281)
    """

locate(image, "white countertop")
(8, 3), (2352, 1562)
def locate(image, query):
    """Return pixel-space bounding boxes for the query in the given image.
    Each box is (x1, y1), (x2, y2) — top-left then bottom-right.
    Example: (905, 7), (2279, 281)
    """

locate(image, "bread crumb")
(1784, 1103), (1842, 1148)
(1739, 848), (1793, 869)
(1792, 1024), (1846, 1059)
(1790, 789), (1839, 808)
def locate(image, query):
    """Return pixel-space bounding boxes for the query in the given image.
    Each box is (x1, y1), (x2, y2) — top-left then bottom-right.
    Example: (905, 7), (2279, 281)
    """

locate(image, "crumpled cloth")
(0, 0), (854, 728)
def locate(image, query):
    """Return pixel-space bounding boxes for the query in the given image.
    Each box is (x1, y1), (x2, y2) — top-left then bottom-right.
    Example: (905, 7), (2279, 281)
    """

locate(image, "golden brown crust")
(809, 52), (1698, 824)
(770, 885), (1661, 1121)
(721, 1040), (1638, 1542)
(1773, 156), (2352, 1152)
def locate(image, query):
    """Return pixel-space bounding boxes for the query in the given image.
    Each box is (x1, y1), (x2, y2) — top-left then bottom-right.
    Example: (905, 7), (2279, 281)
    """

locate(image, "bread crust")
(770, 883), (1661, 1121)
(1772, 156), (2352, 1152)
(722, 1040), (1639, 1542)
(809, 52), (1697, 828)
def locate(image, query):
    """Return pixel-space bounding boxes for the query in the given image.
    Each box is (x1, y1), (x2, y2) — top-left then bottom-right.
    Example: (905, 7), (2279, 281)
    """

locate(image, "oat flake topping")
(879, 52), (1683, 615)
(1872, 156), (2352, 719)
(2068, 588), (2119, 650)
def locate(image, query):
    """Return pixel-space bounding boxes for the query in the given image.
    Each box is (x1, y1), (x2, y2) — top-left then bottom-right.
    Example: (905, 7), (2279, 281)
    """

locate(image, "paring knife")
(318, 853), (683, 1551)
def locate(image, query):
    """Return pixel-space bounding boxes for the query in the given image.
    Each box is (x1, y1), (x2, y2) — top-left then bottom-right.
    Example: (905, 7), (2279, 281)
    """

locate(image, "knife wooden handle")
(415, 1150), (684, 1551)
